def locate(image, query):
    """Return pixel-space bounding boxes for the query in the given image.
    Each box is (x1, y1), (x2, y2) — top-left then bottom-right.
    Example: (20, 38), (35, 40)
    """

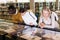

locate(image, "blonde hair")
(41, 7), (51, 17)
(42, 7), (51, 13)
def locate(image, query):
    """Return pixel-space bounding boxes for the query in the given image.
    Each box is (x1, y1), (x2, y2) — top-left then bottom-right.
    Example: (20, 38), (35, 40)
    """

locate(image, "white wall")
(17, 0), (56, 3)
(46, 0), (56, 2)
(0, 0), (7, 3)
(34, 0), (45, 2)
(0, 0), (16, 3)
(0, 0), (57, 3)
(17, 0), (30, 3)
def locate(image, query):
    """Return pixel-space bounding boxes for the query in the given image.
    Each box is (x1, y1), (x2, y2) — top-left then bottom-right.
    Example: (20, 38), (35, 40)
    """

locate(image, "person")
(22, 7), (37, 25)
(10, 8), (27, 37)
(38, 7), (59, 28)
(20, 7), (38, 36)
(11, 7), (24, 24)
(37, 7), (59, 39)
(11, 7), (25, 34)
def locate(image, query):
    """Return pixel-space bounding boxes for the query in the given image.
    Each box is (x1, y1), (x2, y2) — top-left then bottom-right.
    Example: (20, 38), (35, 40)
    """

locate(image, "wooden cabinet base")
(20, 34), (41, 40)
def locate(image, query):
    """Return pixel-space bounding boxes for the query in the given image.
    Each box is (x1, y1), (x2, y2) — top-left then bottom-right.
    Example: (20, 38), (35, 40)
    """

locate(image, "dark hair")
(19, 7), (25, 13)
(24, 6), (30, 11)
(8, 5), (16, 10)
(8, 5), (16, 14)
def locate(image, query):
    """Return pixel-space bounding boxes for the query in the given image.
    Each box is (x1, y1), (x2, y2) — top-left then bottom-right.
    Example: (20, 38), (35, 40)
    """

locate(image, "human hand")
(30, 22), (34, 25)
(39, 23), (45, 28)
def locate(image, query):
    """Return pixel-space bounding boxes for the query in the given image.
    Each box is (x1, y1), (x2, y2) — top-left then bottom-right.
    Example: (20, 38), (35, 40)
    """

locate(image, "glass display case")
(0, 19), (60, 40)
(17, 25), (60, 40)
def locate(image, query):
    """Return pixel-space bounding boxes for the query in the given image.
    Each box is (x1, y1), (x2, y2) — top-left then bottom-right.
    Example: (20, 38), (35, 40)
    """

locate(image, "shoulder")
(52, 12), (57, 15)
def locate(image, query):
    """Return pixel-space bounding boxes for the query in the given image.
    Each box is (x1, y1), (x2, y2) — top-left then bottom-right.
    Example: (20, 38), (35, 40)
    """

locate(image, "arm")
(38, 16), (45, 28)
(52, 12), (59, 21)
(30, 11), (37, 21)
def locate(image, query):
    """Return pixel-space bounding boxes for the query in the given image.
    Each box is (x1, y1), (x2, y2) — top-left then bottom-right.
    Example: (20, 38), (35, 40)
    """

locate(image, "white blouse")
(51, 12), (59, 21)
(22, 11), (37, 25)
(39, 16), (57, 28)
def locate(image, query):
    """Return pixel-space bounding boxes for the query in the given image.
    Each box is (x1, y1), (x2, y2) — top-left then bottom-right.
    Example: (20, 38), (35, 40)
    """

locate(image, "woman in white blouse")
(21, 8), (38, 36)
(39, 7), (59, 28)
